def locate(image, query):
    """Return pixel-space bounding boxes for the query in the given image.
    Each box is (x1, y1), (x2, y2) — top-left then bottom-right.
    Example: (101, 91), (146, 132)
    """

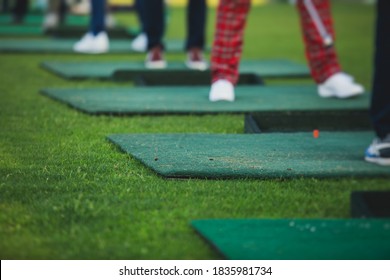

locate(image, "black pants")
(90, 0), (106, 35)
(370, 0), (390, 139)
(143, 0), (207, 51)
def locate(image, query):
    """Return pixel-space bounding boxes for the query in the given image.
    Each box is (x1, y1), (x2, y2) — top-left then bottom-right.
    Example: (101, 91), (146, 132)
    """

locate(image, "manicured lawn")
(1, 2), (387, 259)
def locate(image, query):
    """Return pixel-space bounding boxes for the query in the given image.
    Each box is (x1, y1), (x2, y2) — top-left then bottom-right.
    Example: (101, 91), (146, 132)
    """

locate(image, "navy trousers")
(135, 0), (146, 32)
(90, 0), (106, 35)
(143, 0), (206, 51)
(371, 0), (390, 139)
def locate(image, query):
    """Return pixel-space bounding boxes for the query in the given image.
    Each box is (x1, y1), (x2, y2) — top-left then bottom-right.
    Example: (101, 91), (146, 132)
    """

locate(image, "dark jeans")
(370, 0), (390, 139)
(143, 0), (206, 51)
(135, 0), (146, 32)
(90, 0), (106, 35)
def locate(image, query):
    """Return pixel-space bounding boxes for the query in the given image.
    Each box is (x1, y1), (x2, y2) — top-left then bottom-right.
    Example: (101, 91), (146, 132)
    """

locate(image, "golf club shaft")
(303, 0), (333, 46)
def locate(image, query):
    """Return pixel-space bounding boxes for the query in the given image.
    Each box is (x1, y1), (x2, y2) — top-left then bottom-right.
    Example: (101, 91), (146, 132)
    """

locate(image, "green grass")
(1, 2), (388, 260)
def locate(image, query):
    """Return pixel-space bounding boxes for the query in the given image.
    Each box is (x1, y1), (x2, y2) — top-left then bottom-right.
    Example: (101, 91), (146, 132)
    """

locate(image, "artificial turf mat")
(107, 132), (390, 179)
(0, 24), (136, 38)
(41, 59), (309, 80)
(0, 14), (89, 25)
(191, 219), (390, 260)
(40, 85), (369, 115)
(45, 26), (139, 39)
(0, 38), (184, 53)
(0, 24), (45, 36)
(351, 191), (390, 218)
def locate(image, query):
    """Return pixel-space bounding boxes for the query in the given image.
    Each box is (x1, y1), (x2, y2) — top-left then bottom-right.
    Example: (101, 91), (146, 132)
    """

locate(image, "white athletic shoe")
(42, 13), (59, 30)
(209, 79), (235, 102)
(73, 32), (109, 54)
(145, 46), (167, 69)
(185, 48), (208, 71)
(365, 135), (390, 166)
(318, 72), (364, 98)
(131, 33), (148, 52)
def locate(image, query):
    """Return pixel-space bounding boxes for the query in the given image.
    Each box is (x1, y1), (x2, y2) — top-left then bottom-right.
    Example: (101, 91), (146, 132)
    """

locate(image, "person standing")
(364, 0), (390, 166)
(143, 0), (208, 70)
(209, 0), (364, 101)
(42, 0), (67, 30)
(73, 0), (109, 54)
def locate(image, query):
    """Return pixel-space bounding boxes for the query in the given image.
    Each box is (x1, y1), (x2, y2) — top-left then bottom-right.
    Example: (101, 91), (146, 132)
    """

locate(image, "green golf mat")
(41, 59), (309, 81)
(191, 219), (390, 260)
(41, 85), (368, 116)
(40, 61), (261, 83)
(0, 24), (47, 36)
(0, 25), (138, 38)
(107, 132), (390, 179)
(0, 38), (183, 53)
(0, 14), (89, 25)
(46, 26), (139, 38)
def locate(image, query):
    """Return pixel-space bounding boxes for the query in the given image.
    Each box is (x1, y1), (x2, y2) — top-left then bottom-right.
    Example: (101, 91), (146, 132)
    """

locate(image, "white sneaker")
(365, 135), (390, 166)
(318, 72), (364, 98)
(42, 13), (59, 30)
(145, 46), (167, 69)
(73, 32), (109, 54)
(131, 33), (147, 52)
(185, 47), (208, 71)
(209, 79), (235, 102)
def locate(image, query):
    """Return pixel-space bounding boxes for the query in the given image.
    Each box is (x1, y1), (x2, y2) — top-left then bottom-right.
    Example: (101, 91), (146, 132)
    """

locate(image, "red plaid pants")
(211, 0), (341, 84)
